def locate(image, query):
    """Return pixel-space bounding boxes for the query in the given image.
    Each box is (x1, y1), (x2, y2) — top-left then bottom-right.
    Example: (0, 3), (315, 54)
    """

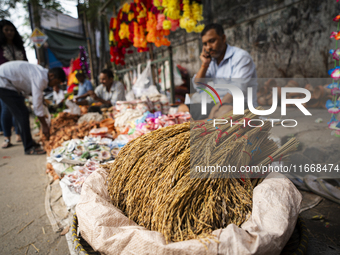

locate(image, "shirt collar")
(102, 82), (115, 92)
(110, 81), (116, 92)
(213, 44), (235, 65)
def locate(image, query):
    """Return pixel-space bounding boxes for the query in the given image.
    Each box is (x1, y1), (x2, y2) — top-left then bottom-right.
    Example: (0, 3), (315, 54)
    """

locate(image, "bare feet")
(16, 134), (22, 143)
(2, 138), (12, 148)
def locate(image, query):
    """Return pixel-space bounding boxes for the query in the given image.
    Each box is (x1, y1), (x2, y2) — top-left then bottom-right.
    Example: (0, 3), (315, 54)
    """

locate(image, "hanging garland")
(109, 0), (204, 65)
(327, 5), (340, 137)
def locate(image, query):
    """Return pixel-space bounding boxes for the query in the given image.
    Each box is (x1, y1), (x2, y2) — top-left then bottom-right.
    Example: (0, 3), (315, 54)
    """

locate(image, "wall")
(166, 0), (338, 79)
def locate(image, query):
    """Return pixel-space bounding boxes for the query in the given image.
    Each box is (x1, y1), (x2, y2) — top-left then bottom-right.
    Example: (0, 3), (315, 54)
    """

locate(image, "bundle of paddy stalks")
(106, 109), (299, 243)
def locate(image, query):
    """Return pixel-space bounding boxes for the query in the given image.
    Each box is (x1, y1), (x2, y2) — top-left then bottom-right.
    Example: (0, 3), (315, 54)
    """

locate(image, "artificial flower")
(333, 15), (340, 22)
(330, 31), (340, 40)
(119, 23), (130, 40)
(163, 19), (172, 30)
(326, 99), (340, 113)
(330, 49), (340, 60)
(331, 88), (340, 95)
(153, 0), (161, 7)
(122, 3), (130, 13)
(331, 68), (340, 80)
(327, 82), (339, 89)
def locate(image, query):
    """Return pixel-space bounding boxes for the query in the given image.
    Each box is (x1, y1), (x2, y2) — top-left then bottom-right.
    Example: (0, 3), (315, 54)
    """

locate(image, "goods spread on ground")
(106, 109), (298, 243)
(62, 160), (102, 194)
(41, 113), (118, 155)
(50, 136), (114, 163)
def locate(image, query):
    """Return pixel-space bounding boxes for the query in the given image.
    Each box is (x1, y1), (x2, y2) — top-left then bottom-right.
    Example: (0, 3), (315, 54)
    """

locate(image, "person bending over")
(0, 61), (66, 155)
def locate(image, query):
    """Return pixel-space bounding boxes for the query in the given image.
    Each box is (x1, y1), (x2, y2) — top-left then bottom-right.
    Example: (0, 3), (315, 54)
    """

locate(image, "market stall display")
(109, 0), (204, 65)
(103, 109), (299, 243)
(40, 112), (113, 155)
(63, 161), (102, 194)
(50, 136), (114, 164)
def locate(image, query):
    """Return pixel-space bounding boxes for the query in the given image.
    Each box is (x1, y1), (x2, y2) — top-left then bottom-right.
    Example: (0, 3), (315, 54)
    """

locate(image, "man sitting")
(178, 23), (258, 120)
(76, 69), (125, 109)
(75, 72), (93, 98)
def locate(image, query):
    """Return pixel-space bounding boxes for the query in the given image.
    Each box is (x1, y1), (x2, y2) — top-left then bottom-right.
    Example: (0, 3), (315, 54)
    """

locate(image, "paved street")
(0, 126), (69, 254)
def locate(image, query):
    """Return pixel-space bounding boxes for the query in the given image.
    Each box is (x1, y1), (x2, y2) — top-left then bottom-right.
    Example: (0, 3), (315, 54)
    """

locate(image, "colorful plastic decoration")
(330, 49), (340, 60)
(334, 15), (340, 22)
(329, 68), (340, 80)
(330, 31), (340, 40)
(325, 99), (340, 114)
(331, 88), (340, 95)
(327, 82), (339, 89)
(327, 9), (340, 134)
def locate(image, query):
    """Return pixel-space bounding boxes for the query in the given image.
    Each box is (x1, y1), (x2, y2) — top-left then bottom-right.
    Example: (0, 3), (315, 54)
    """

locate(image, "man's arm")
(38, 116), (50, 139)
(86, 80), (94, 91)
(194, 49), (213, 83)
(90, 88), (111, 106)
(76, 90), (93, 100)
(93, 95), (111, 106)
(32, 85), (50, 139)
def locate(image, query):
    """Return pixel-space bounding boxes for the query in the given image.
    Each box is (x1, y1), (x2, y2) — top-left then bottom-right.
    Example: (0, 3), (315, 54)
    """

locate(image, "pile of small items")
(41, 112), (101, 155)
(62, 161), (102, 194)
(119, 111), (191, 140)
(50, 136), (114, 163)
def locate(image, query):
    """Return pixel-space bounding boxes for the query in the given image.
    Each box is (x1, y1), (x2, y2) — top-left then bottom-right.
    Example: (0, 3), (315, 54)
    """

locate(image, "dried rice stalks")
(106, 110), (298, 243)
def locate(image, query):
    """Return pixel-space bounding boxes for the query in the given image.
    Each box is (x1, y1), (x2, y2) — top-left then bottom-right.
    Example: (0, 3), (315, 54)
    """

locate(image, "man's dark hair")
(49, 67), (66, 82)
(75, 71), (85, 78)
(101, 69), (114, 79)
(201, 23), (225, 37)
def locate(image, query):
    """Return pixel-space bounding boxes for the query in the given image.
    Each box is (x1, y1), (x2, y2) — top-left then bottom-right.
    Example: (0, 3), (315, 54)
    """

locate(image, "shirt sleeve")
(111, 81), (125, 105)
(88, 85), (100, 105)
(192, 63), (214, 90)
(231, 53), (258, 106)
(31, 78), (46, 117)
(86, 80), (94, 91)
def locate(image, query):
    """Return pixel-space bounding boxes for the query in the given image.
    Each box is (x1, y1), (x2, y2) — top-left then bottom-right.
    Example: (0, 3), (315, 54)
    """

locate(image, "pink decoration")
(157, 14), (165, 30)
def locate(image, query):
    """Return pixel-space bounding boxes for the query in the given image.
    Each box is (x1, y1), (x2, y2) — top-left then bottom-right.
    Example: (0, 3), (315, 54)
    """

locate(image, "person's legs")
(0, 88), (35, 152)
(12, 116), (22, 142)
(0, 99), (13, 148)
(0, 100), (2, 135)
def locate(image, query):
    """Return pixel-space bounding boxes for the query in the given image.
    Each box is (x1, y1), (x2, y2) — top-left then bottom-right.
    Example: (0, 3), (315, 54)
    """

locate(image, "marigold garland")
(109, 0), (204, 65)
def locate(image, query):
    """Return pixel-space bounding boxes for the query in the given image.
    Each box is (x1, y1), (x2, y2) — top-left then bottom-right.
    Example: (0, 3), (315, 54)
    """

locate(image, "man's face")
(77, 75), (85, 83)
(202, 29), (226, 59)
(99, 73), (113, 87)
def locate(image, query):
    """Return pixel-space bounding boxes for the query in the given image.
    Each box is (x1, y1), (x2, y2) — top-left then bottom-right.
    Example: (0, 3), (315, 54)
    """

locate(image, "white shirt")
(88, 81), (126, 106)
(53, 90), (64, 105)
(193, 44), (258, 106)
(0, 61), (48, 117)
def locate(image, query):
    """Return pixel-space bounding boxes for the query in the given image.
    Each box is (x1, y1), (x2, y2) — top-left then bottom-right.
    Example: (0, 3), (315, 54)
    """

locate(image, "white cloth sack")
(76, 169), (302, 255)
